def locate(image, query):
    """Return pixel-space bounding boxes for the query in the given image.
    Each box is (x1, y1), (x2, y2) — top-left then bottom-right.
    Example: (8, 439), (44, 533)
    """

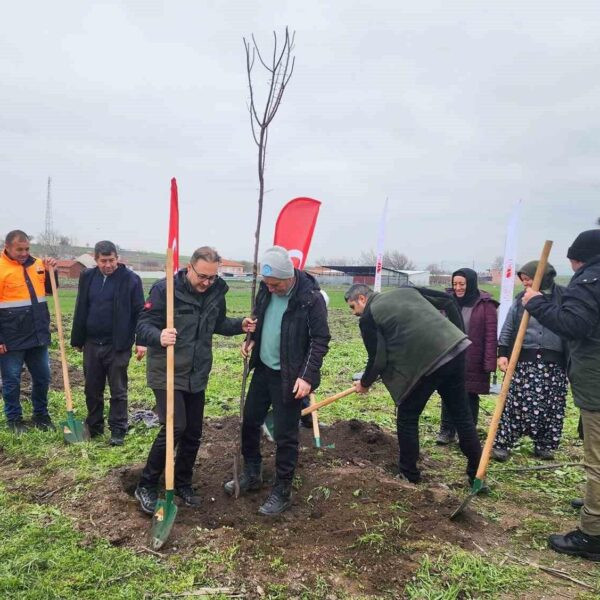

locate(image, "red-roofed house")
(219, 259), (244, 277)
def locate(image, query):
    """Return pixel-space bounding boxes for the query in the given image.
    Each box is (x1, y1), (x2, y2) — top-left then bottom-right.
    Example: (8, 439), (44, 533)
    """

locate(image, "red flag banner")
(273, 197), (321, 269)
(168, 178), (179, 271)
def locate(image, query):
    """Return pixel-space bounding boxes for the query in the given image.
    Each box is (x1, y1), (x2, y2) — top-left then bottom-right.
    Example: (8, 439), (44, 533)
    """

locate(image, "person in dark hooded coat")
(436, 268), (498, 445)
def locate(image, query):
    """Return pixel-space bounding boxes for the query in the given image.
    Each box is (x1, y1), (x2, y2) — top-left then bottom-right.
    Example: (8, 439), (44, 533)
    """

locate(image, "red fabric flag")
(168, 178), (179, 271)
(273, 197), (321, 269)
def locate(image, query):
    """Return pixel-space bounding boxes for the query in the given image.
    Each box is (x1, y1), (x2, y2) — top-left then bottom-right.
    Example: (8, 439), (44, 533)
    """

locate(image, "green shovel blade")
(262, 410), (275, 442)
(450, 477), (485, 520)
(151, 490), (178, 550)
(60, 411), (87, 444)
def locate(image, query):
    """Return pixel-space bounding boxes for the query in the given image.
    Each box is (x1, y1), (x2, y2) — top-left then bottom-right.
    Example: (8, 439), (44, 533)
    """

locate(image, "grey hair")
(191, 246), (221, 264)
(344, 284), (374, 302)
(94, 240), (118, 258)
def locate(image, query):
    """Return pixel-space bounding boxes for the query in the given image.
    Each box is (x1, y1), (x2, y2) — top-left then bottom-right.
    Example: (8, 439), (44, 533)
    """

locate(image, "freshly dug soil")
(33, 417), (504, 597)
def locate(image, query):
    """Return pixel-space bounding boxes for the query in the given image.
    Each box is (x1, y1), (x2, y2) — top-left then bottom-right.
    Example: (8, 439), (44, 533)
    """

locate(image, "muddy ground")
(2, 416), (509, 598)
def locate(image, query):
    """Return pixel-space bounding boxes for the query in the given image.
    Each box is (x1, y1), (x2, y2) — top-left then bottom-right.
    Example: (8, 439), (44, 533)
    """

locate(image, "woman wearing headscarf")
(492, 261), (568, 461)
(437, 268), (498, 444)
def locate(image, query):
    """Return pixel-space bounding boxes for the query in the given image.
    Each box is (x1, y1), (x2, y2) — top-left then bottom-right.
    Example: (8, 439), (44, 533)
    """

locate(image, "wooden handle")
(309, 393), (320, 440)
(48, 265), (73, 412)
(476, 240), (553, 480)
(301, 387), (356, 416)
(165, 248), (175, 492)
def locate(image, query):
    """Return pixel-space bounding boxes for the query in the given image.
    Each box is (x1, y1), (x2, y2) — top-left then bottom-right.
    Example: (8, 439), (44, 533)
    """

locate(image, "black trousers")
(396, 354), (482, 482)
(242, 365), (301, 482)
(138, 389), (205, 489)
(83, 342), (131, 434)
(440, 392), (480, 435)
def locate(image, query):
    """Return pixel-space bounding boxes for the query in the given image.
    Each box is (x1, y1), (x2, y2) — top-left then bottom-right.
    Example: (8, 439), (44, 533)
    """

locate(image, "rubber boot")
(224, 461), (262, 496)
(258, 479), (292, 516)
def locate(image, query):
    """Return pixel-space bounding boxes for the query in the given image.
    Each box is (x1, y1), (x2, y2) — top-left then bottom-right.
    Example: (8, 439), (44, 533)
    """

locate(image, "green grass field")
(1, 284), (598, 599)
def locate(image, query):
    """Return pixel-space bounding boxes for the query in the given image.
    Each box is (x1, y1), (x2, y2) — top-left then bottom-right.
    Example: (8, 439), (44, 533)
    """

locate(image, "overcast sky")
(1, 1), (599, 273)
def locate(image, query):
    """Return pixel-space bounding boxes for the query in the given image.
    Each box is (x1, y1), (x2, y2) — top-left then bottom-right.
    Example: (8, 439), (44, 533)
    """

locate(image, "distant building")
(55, 253), (96, 279)
(219, 259), (244, 277)
(321, 266), (430, 287)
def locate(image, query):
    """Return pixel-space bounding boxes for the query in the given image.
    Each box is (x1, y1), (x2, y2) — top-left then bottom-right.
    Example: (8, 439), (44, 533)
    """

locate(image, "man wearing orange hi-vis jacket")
(0, 230), (57, 433)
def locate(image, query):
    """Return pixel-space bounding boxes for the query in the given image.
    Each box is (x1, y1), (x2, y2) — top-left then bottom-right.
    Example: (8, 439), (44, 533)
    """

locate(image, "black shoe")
(109, 429), (126, 446)
(7, 418), (29, 434)
(300, 414), (313, 429)
(548, 529), (600, 562)
(175, 485), (202, 507)
(436, 429), (456, 445)
(492, 448), (509, 462)
(32, 414), (56, 431)
(534, 448), (554, 460)
(258, 481), (292, 516)
(224, 462), (263, 496)
(571, 498), (585, 509)
(135, 486), (158, 515)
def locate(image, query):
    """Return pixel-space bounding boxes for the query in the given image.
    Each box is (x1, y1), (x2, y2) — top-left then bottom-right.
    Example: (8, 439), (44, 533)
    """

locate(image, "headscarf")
(452, 268), (479, 307)
(517, 260), (557, 292)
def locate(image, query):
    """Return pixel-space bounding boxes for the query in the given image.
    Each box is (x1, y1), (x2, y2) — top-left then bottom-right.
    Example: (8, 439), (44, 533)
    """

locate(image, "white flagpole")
(373, 198), (388, 292)
(497, 199), (522, 336)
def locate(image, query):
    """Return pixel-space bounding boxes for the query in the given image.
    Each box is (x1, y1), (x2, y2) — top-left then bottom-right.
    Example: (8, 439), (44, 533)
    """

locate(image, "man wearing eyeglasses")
(134, 246), (256, 515)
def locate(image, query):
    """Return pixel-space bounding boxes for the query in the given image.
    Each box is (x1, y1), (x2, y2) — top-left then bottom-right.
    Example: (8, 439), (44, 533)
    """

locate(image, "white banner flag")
(373, 198), (388, 292)
(497, 200), (522, 336)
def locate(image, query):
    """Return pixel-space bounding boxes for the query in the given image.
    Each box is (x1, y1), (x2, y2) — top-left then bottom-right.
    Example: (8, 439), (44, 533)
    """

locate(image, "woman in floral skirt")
(493, 261), (568, 461)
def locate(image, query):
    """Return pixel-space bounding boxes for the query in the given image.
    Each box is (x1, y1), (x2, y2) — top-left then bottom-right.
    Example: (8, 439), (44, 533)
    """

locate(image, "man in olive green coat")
(345, 284), (482, 484)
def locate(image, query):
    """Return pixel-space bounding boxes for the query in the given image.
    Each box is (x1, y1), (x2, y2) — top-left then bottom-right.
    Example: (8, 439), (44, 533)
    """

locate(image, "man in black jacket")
(71, 240), (145, 445)
(134, 246), (255, 515)
(224, 246), (330, 516)
(524, 227), (600, 561)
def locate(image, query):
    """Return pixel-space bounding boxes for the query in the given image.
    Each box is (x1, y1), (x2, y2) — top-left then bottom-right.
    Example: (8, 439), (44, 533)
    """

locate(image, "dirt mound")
(47, 417), (502, 596)
(19, 354), (84, 400)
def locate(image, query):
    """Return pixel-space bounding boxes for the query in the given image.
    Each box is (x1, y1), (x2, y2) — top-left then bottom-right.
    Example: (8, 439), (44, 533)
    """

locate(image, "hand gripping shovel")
(48, 266), (87, 443)
(151, 248), (178, 549)
(301, 387), (356, 418)
(451, 240), (553, 519)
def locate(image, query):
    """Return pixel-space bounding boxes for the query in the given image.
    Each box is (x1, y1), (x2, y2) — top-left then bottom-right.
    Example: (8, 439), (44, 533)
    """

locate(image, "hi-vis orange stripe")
(0, 253), (47, 308)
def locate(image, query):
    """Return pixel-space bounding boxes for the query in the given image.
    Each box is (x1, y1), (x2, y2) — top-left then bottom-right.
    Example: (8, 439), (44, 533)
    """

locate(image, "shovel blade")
(262, 410), (275, 442)
(450, 477), (485, 520)
(60, 411), (88, 444)
(151, 492), (178, 550)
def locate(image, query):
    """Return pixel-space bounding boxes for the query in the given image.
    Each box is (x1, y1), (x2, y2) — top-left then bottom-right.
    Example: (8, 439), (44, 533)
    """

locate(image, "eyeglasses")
(189, 262), (217, 283)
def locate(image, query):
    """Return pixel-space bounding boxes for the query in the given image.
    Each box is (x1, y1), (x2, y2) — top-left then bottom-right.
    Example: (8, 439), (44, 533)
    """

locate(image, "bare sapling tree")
(244, 27), (296, 307)
(231, 28), (296, 497)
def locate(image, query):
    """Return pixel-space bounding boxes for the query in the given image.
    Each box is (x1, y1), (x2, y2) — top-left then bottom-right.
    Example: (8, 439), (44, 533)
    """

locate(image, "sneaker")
(548, 529), (600, 562)
(571, 498), (584, 509)
(134, 486), (158, 515)
(492, 448), (509, 462)
(32, 414), (56, 432)
(175, 485), (202, 507)
(534, 448), (554, 460)
(436, 429), (456, 445)
(7, 418), (29, 434)
(109, 429), (126, 446)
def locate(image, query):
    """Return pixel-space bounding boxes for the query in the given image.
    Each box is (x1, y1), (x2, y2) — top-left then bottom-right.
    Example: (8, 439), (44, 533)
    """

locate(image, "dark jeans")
(0, 345), (50, 421)
(83, 342), (131, 434)
(139, 389), (205, 489)
(242, 365), (302, 482)
(440, 392), (480, 435)
(397, 354), (482, 482)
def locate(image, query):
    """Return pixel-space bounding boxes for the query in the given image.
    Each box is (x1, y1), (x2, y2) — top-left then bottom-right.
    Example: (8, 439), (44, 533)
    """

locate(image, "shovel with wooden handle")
(301, 387), (356, 417)
(151, 248), (178, 549)
(309, 393), (321, 448)
(450, 240), (553, 520)
(48, 265), (87, 444)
